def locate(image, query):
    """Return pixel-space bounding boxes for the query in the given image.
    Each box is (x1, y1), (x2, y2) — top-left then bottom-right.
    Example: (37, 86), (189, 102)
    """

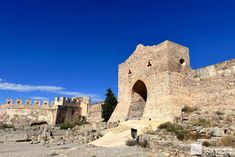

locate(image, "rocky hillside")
(127, 106), (235, 157)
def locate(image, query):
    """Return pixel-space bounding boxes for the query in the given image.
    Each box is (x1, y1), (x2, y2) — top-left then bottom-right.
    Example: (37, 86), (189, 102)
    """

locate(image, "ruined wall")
(55, 106), (81, 124)
(109, 40), (235, 123)
(54, 96), (90, 117)
(0, 100), (57, 127)
(189, 60), (235, 110)
(87, 102), (104, 123)
(0, 97), (87, 127)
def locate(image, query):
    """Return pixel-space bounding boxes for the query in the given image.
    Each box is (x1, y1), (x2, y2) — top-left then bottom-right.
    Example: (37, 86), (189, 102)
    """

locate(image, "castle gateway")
(109, 40), (235, 122)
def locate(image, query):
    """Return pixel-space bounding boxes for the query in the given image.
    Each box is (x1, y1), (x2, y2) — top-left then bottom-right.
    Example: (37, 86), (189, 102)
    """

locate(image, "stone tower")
(109, 41), (191, 122)
(109, 40), (235, 123)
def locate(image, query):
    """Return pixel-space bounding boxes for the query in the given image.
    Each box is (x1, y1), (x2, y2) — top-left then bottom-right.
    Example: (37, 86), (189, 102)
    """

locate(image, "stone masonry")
(109, 40), (235, 122)
(0, 97), (90, 127)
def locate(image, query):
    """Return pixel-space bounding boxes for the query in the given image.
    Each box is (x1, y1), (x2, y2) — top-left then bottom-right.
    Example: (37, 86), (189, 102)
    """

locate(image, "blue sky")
(0, 0), (234, 104)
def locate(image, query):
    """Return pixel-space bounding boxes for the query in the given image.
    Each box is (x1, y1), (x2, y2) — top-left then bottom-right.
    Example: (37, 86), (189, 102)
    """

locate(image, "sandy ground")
(0, 142), (163, 157)
(91, 120), (164, 147)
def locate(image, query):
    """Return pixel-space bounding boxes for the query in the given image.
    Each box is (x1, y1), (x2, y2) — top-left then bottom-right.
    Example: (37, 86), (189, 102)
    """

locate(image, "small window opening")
(224, 129), (227, 134)
(128, 70), (132, 75)
(179, 58), (185, 65)
(147, 61), (152, 67)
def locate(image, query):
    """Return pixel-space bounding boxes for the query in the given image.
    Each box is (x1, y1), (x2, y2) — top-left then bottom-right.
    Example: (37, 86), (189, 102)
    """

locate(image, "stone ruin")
(0, 97), (93, 127)
(109, 40), (235, 123)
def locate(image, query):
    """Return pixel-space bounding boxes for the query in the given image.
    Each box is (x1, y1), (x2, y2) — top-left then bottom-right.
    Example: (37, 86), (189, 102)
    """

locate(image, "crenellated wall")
(0, 97), (91, 127)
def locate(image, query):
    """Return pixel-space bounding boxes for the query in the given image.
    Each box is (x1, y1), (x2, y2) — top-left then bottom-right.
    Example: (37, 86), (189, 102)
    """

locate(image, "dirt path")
(90, 120), (164, 147)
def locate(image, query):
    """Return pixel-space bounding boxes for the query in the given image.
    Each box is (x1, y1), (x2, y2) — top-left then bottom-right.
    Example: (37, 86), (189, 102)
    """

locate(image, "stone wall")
(189, 60), (235, 110)
(87, 103), (104, 123)
(0, 108), (57, 127)
(55, 106), (81, 124)
(0, 97), (89, 127)
(109, 40), (235, 123)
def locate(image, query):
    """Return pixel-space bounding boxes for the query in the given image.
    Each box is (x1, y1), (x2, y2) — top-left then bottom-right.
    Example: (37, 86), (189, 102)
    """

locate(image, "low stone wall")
(138, 134), (235, 156)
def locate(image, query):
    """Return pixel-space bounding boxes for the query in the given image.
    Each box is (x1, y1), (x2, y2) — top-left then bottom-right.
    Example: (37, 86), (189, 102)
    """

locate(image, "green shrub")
(126, 139), (137, 146)
(158, 122), (188, 140)
(218, 116), (223, 120)
(181, 106), (197, 113)
(59, 117), (89, 130)
(202, 141), (212, 147)
(0, 123), (14, 129)
(73, 120), (89, 126)
(192, 118), (211, 127)
(186, 132), (211, 141)
(3, 124), (14, 128)
(59, 123), (75, 130)
(215, 111), (224, 115)
(138, 140), (148, 148)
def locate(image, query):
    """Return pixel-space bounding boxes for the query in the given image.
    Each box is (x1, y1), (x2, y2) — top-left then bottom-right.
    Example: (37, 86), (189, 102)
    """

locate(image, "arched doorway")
(127, 80), (147, 120)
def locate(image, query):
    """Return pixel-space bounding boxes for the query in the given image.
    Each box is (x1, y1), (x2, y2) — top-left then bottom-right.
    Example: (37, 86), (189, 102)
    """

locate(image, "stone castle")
(0, 97), (103, 127)
(109, 40), (235, 122)
(0, 40), (234, 128)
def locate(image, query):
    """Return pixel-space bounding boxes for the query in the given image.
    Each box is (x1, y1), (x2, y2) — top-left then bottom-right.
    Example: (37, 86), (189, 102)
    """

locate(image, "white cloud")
(0, 82), (64, 92)
(0, 79), (103, 102)
(30, 96), (48, 100)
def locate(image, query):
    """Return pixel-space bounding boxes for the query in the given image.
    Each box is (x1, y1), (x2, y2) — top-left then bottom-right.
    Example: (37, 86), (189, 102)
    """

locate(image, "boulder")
(0, 133), (28, 142)
(190, 143), (202, 156)
(213, 127), (224, 137)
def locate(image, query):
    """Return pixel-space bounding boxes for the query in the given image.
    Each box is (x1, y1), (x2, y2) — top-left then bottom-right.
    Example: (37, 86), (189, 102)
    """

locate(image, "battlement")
(54, 96), (90, 108)
(1, 98), (55, 110)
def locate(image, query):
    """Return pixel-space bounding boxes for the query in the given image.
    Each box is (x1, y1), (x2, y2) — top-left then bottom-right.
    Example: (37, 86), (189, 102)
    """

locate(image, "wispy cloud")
(30, 96), (48, 100)
(0, 79), (103, 101)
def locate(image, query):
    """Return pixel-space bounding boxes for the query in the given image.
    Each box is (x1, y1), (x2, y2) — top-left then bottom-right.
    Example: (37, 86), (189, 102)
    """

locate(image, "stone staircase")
(127, 102), (146, 120)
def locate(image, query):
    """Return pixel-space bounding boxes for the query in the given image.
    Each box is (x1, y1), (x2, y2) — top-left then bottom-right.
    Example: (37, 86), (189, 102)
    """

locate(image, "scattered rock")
(190, 143), (202, 156)
(213, 127), (225, 137)
(0, 133), (28, 142)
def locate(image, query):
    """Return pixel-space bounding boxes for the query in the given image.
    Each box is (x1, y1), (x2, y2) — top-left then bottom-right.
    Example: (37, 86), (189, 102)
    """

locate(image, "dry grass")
(126, 139), (137, 146)
(181, 106), (198, 113)
(215, 111), (224, 115)
(202, 141), (212, 147)
(143, 126), (155, 135)
(138, 140), (148, 148)
(192, 118), (211, 127)
(219, 136), (235, 148)
(158, 122), (188, 140)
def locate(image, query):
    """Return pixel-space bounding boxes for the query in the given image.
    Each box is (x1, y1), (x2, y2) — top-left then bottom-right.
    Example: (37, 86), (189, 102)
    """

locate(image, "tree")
(102, 88), (118, 122)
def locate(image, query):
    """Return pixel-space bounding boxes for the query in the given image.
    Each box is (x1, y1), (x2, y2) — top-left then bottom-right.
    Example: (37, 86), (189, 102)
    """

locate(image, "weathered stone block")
(0, 133), (28, 142)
